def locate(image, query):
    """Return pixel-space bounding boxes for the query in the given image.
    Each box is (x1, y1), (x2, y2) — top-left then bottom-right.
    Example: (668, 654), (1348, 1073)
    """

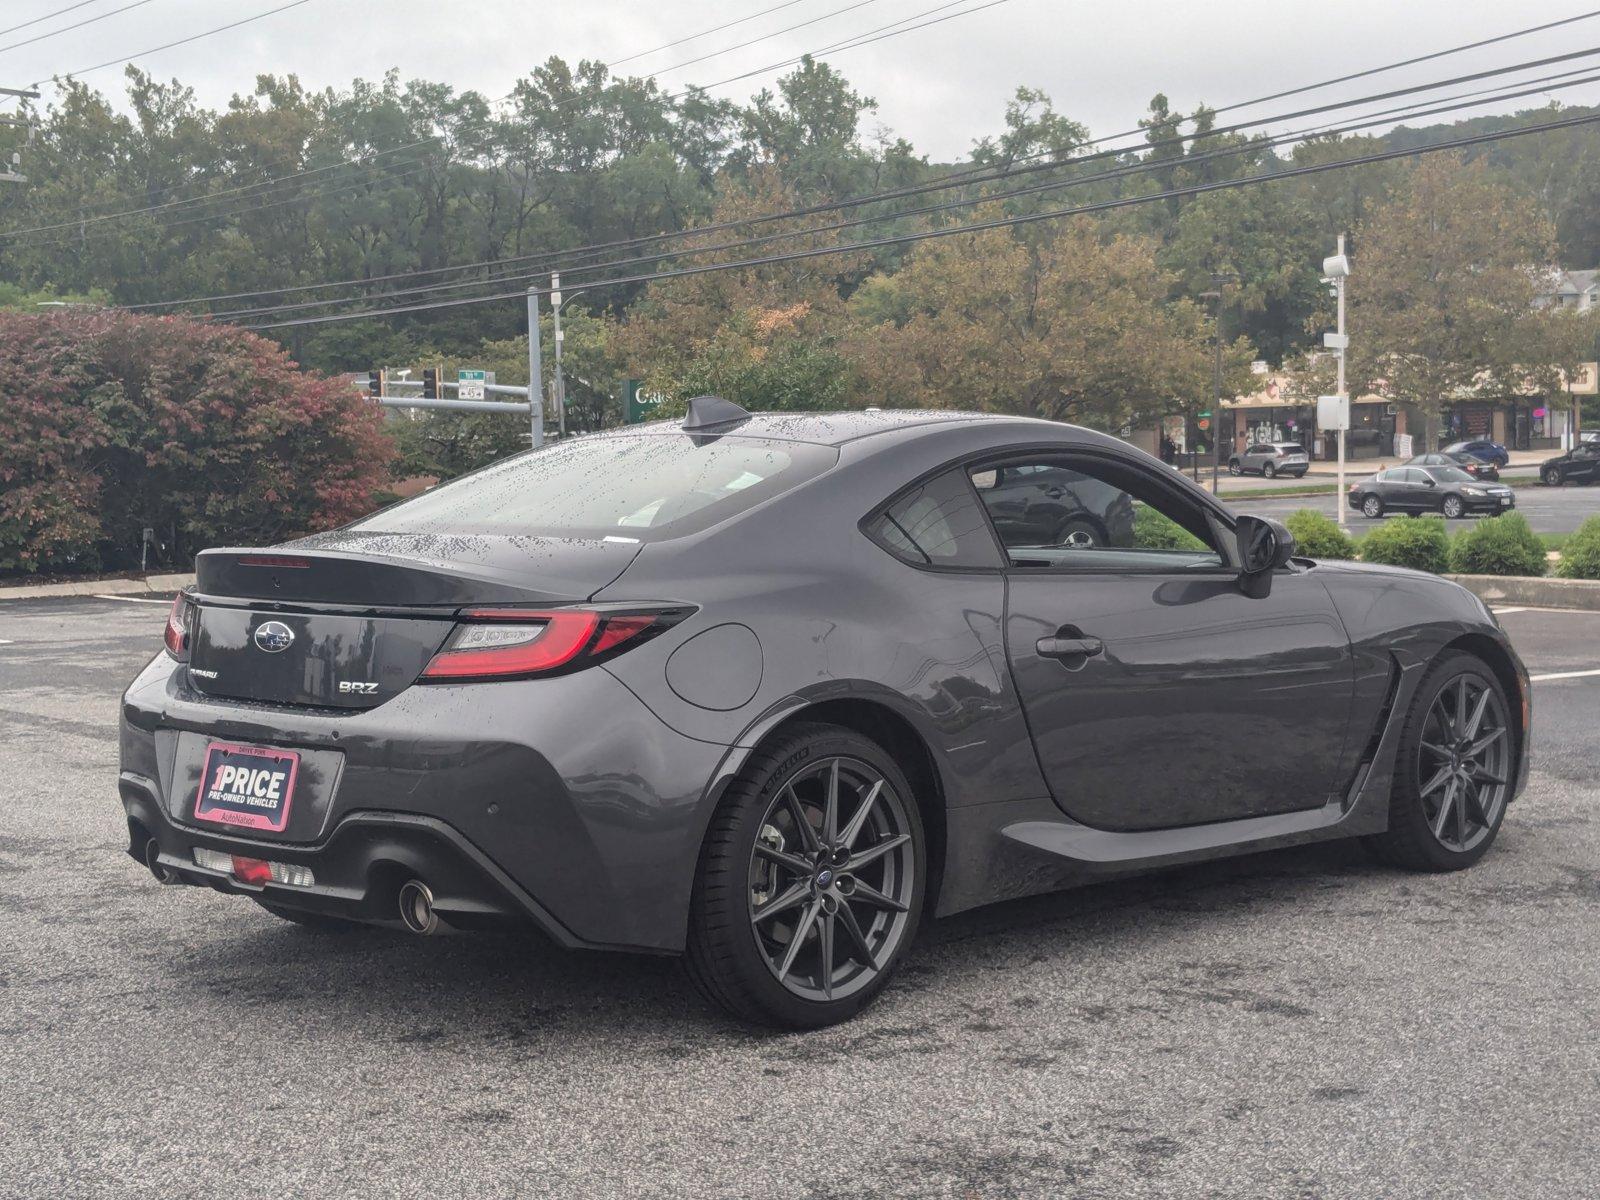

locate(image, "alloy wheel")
(747, 756), (916, 1003)
(1417, 672), (1510, 853)
(1362, 496), (1383, 518)
(1442, 495), (1463, 518)
(1545, 467), (1562, 486)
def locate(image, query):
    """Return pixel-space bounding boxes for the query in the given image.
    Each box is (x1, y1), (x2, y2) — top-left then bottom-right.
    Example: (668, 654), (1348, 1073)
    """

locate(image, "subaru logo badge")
(253, 620), (295, 654)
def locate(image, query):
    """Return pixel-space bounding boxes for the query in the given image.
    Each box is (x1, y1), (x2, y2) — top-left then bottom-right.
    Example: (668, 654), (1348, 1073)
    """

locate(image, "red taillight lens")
(230, 856), (273, 886)
(164, 592), (192, 660)
(419, 608), (683, 682)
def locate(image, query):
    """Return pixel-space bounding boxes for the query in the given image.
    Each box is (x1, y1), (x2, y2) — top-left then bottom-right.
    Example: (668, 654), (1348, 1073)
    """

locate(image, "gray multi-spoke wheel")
(686, 722), (926, 1027)
(1361, 494), (1384, 519)
(1544, 466), (1563, 486)
(1365, 651), (1514, 871)
(1441, 494), (1465, 519)
(748, 756), (917, 1003)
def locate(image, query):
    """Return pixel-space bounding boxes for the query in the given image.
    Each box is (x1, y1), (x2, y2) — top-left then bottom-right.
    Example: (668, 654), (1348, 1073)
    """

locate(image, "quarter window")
(865, 470), (1000, 569)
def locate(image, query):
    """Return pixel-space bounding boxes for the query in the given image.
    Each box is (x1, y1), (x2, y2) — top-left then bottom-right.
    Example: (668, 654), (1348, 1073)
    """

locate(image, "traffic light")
(422, 366), (440, 400)
(366, 368), (384, 397)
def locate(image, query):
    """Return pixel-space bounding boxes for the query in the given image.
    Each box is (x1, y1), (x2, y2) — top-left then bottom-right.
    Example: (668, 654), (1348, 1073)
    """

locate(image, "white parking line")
(0, 638), (13, 644)
(1529, 668), (1600, 682)
(1491, 607), (1527, 615)
(91, 594), (171, 605)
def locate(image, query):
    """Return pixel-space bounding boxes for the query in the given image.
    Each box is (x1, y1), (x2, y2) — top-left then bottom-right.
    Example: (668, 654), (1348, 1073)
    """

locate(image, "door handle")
(1036, 634), (1104, 660)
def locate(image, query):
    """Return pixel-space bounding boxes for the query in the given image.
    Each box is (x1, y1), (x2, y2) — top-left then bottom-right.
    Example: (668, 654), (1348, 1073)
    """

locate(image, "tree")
(1340, 154), (1590, 439)
(0, 310), (395, 572)
(841, 217), (1253, 431)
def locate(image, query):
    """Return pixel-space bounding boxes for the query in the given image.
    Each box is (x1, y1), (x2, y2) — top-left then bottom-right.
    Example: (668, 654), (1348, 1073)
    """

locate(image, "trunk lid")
(186, 532), (640, 710)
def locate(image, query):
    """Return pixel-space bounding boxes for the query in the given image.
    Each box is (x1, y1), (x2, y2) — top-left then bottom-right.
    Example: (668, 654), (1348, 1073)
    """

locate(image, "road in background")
(1224, 480), (1600, 535)
(1, 597), (1595, 1198)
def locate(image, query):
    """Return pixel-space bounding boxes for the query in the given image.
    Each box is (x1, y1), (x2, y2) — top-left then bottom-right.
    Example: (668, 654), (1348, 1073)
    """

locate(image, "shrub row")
(1283, 509), (1594, 579)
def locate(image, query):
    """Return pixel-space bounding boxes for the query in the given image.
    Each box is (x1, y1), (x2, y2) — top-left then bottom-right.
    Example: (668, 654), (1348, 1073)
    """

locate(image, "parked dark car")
(1227, 441), (1309, 478)
(1539, 442), (1600, 486)
(971, 462), (1135, 548)
(1441, 438), (1510, 467)
(1348, 464), (1515, 519)
(1407, 451), (1499, 481)
(122, 402), (1530, 1028)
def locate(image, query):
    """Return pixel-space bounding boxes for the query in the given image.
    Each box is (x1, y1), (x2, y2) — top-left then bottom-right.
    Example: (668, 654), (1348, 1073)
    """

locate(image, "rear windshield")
(352, 434), (838, 541)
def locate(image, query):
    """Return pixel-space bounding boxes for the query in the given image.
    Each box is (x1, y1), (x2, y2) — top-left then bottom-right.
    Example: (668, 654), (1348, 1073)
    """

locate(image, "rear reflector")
(192, 847), (314, 888)
(420, 607), (687, 682)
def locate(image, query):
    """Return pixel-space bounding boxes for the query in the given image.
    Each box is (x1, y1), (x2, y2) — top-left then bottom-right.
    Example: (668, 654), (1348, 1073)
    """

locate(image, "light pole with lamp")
(550, 273), (589, 439)
(1201, 271), (1239, 494)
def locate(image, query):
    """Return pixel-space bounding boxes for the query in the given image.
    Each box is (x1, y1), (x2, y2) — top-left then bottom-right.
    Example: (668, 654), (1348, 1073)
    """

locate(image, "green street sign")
(458, 368), (487, 400)
(623, 379), (668, 424)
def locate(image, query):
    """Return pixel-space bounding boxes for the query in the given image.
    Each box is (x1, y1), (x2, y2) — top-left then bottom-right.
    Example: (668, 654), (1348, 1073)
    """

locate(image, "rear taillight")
(164, 592), (194, 661)
(420, 607), (687, 682)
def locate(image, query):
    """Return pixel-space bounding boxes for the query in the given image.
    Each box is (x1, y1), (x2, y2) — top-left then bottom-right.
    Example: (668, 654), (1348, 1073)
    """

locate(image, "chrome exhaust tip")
(397, 880), (439, 935)
(144, 839), (178, 885)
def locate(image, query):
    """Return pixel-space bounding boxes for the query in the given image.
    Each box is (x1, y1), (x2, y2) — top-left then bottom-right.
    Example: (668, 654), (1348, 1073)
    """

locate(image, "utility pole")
(527, 285), (545, 449)
(0, 86), (39, 184)
(1202, 271), (1238, 495)
(1323, 237), (1352, 527)
(550, 272), (565, 439)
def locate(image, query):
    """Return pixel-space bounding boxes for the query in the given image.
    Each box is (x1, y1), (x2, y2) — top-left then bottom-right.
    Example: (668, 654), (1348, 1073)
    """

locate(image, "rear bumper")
(122, 775), (585, 941)
(119, 652), (733, 953)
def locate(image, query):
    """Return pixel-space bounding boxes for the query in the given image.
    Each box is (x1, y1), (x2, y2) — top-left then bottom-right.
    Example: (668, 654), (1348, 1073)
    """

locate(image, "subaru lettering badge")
(253, 620), (295, 654)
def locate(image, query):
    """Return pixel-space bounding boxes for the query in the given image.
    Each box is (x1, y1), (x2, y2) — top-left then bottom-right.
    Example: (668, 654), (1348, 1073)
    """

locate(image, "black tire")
(1361, 494), (1384, 519)
(254, 899), (363, 933)
(1263, 462), (1276, 479)
(1363, 651), (1513, 872)
(1052, 515), (1104, 549)
(1543, 466), (1563, 486)
(1228, 459), (1241, 476)
(1441, 494), (1464, 519)
(685, 722), (926, 1029)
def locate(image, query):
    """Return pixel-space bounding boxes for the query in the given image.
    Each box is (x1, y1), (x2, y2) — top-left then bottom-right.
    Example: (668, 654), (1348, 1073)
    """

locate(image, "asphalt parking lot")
(1227, 478), (1600, 535)
(1, 596), (1595, 1199)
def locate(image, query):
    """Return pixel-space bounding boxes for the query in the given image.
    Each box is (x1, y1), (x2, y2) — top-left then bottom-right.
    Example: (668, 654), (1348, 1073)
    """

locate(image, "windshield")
(352, 434), (838, 541)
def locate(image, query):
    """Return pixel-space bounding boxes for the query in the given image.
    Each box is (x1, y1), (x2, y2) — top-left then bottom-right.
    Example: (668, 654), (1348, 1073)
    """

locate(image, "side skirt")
(935, 654), (1429, 918)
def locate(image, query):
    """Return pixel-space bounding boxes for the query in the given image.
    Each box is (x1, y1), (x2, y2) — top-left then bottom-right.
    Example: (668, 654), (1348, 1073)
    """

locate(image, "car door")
(1387, 467), (1427, 511)
(1242, 444), (1266, 472)
(972, 449), (1355, 831)
(1572, 445), (1600, 482)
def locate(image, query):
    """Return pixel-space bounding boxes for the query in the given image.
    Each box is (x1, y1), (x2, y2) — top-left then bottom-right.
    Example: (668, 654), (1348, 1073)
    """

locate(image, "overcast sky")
(4, 0), (1600, 160)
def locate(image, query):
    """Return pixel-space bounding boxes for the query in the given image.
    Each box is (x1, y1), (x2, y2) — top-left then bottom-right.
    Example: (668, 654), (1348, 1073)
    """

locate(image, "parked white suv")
(1228, 442), (1310, 479)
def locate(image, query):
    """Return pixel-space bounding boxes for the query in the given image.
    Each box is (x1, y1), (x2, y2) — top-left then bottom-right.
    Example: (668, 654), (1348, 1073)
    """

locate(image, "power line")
(608, 0), (815, 68)
(0, 0), (107, 40)
(241, 108), (1600, 330)
(0, 0), (161, 56)
(0, 145), (433, 241)
(210, 70), (1600, 322)
(18, 0), (319, 90)
(131, 41), (1600, 313)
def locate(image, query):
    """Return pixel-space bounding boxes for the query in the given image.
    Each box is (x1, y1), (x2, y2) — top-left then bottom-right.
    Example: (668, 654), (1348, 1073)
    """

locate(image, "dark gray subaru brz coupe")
(120, 400), (1530, 1028)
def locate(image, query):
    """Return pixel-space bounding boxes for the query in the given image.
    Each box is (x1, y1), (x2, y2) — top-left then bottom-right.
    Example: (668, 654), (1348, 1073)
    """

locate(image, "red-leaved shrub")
(0, 310), (395, 573)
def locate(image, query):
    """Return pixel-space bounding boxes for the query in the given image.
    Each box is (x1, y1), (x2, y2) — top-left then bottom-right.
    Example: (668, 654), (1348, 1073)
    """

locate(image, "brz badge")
(253, 621), (295, 654)
(338, 681), (379, 694)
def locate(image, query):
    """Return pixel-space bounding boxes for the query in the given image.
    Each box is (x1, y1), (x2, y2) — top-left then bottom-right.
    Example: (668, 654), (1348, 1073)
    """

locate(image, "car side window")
(865, 469), (1002, 569)
(968, 455), (1225, 572)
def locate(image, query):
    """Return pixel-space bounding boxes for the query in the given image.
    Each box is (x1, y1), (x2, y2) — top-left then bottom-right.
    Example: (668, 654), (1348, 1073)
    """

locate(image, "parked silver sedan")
(1228, 442), (1310, 479)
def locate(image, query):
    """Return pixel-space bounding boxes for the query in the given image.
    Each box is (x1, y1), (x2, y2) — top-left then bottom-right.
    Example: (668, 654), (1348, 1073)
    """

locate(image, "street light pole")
(1334, 235), (1349, 527)
(1203, 272), (1237, 495)
(551, 277), (589, 439)
(526, 285), (544, 449)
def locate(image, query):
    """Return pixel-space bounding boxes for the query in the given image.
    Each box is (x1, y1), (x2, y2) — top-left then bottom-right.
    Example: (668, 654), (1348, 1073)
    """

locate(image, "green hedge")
(1448, 512), (1547, 577)
(1285, 509), (1356, 560)
(1360, 515), (1451, 573)
(1555, 515), (1600, 579)
(1133, 504), (1206, 551)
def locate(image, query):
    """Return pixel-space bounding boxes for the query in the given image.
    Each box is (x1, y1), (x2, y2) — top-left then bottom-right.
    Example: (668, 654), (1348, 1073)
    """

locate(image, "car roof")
(602, 409), (1063, 448)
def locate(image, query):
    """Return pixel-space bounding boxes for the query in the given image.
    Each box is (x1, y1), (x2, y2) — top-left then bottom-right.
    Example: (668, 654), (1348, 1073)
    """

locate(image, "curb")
(1446, 573), (1600, 612)
(0, 572), (194, 602)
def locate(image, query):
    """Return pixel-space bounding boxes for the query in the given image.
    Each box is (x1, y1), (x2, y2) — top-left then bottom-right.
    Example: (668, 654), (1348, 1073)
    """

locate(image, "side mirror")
(1235, 515), (1295, 596)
